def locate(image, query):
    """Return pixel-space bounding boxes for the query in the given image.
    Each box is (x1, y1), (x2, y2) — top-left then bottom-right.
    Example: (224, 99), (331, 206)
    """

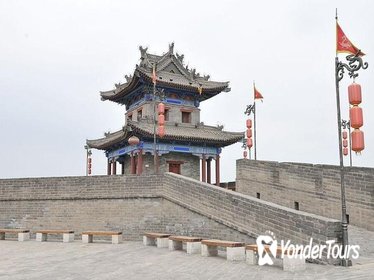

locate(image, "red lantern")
(128, 136), (140, 146)
(246, 119), (252, 128)
(350, 106), (363, 129)
(343, 139), (348, 148)
(247, 138), (253, 148)
(88, 163), (92, 169)
(158, 125), (165, 138)
(343, 147), (348, 156)
(158, 114), (165, 126)
(246, 128), (252, 138)
(88, 169), (91, 175)
(342, 131), (348, 139)
(351, 129), (364, 153)
(348, 83), (362, 105)
(88, 158), (92, 164)
(243, 150), (248, 158)
(158, 103), (165, 115)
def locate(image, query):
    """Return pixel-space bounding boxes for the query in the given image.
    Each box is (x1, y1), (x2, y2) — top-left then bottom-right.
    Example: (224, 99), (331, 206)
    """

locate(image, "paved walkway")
(349, 225), (374, 266)
(0, 233), (373, 280)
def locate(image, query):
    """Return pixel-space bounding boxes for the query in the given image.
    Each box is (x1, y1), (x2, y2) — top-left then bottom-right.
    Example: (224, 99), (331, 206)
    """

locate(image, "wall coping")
(164, 172), (340, 223)
(237, 159), (374, 173)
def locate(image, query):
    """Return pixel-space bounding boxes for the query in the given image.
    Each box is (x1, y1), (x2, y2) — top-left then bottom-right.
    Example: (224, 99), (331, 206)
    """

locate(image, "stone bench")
(168, 236), (203, 254)
(35, 230), (75, 243)
(201, 239), (246, 261)
(143, 233), (171, 248)
(246, 244), (305, 272)
(81, 231), (122, 244)
(0, 229), (30, 241)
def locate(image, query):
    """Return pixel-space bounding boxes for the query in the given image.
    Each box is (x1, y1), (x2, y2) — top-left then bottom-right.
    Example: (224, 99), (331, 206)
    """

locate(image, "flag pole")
(334, 9), (350, 267)
(335, 10), (368, 266)
(153, 63), (158, 174)
(253, 81), (257, 160)
(348, 124), (352, 167)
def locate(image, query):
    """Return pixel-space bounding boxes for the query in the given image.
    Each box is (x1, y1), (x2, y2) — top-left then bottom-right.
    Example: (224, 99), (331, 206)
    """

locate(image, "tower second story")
(99, 43), (231, 127)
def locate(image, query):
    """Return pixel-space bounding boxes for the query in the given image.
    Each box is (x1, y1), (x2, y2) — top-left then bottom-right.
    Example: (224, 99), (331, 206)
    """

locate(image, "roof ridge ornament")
(139, 46), (148, 58)
(176, 52), (184, 64)
(139, 46), (151, 68)
(124, 74), (132, 83)
(168, 42), (174, 55)
(190, 68), (196, 80)
(104, 131), (111, 137)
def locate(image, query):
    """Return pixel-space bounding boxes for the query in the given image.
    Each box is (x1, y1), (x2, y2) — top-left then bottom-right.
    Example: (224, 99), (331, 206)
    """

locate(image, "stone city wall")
(0, 175), (246, 241)
(236, 159), (374, 231)
(0, 172), (342, 263)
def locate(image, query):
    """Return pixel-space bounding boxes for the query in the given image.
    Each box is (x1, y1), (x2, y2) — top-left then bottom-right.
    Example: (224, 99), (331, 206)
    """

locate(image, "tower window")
(294, 201), (299, 210)
(182, 112), (191, 123)
(164, 109), (170, 121)
(137, 109), (143, 121)
(127, 113), (133, 121)
(256, 192), (260, 199)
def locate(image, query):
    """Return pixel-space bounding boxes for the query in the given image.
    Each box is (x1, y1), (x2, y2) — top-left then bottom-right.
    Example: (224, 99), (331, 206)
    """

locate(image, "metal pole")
(84, 145), (89, 176)
(348, 124), (353, 167)
(335, 57), (350, 267)
(85, 149), (88, 176)
(153, 70), (157, 174)
(253, 102), (257, 160)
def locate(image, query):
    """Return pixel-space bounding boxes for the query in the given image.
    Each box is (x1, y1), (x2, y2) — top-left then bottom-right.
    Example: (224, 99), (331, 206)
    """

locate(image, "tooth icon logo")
(256, 234), (277, 266)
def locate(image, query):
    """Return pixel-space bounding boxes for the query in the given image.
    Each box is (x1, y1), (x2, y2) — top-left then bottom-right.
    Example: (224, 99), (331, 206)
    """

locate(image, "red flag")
(254, 85), (263, 101)
(336, 23), (365, 56)
(152, 65), (157, 84)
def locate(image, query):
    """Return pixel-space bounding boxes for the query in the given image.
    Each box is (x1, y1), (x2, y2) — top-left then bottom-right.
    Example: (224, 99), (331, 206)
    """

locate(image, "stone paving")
(0, 226), (373, 280)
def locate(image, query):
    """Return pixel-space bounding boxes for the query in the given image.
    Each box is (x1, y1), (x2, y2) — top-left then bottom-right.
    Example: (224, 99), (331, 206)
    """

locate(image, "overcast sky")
(1, 0), (373, 181)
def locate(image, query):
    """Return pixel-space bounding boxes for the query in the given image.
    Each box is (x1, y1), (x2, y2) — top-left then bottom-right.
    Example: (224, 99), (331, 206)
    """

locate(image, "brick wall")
(130, 152), (200, 180)
(163, 173), (341, 254)
(236, 159), (374, 231)
(0, 172), (342, 263)
(0, 174), (246, 241)
(127, 101), (200, 126)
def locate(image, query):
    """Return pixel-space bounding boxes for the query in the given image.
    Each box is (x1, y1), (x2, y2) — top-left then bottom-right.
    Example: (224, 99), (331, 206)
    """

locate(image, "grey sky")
(0, 0), (373, 181)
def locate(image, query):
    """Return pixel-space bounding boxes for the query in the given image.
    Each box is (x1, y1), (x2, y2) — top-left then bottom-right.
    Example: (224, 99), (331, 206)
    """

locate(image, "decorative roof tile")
(87, 120), (243, 150)
(99, 43), (230, 103)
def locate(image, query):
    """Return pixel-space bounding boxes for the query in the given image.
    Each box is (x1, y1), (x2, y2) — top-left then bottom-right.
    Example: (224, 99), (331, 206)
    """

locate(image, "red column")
(201, 155), (206, 183)
(207, 158), (211, 184)
(215, 155), (220, 186)
(112, 161), (117, 175)
(107, 159), (111, 176)
(137, 150), (143, 175)
(130, 153), (136, 174)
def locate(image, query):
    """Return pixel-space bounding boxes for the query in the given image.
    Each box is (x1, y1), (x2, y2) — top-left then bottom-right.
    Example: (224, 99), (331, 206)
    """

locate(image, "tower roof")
(100, 43), (230, 105)
(86, 119), (243, 150)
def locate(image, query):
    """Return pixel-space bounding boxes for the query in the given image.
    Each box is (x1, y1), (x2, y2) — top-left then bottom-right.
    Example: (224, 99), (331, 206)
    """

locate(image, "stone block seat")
(201, 239), (246, 261)
(143, 232), (171, 248)
(35, 230), (75, 243)
(168, 236), (203, 254)
(0, 228), (30, 242)
(246, 244), (305, 272)
(81, 231), (122, 244)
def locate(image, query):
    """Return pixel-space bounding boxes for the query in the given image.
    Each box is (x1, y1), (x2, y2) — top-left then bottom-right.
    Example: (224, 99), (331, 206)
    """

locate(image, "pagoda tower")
(87, 43), (243, 185)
